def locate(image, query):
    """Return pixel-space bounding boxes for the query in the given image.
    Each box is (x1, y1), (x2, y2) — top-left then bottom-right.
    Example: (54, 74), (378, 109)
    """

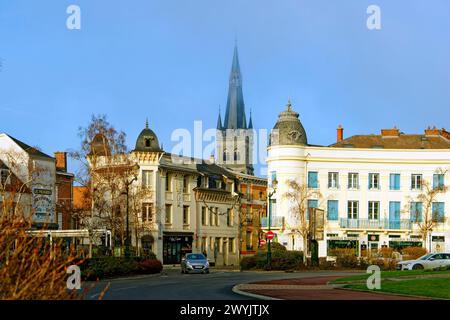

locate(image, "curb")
(232, 284), (282, 300)
(336, 286), (441, 300)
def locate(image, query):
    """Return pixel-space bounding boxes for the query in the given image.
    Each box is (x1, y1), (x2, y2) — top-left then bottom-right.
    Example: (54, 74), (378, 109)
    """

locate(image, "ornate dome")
(134, 119), (162, 152)
(270, 100), (308, 146)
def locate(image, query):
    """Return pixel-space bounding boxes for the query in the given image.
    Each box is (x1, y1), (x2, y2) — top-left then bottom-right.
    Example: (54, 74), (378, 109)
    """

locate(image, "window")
(368, 173), (380, 190)
(433, 174), (445, 190)
(307, 199), (318, 220)
(142, 203), (153, 222)
(327, 200), (338, 221)
(347, 201), (358, 219)
(246, 232), (253, 250)
(229, 238), (235, 253)
(0, 169), (10, 185)
(209, 207), (214, 226)
(142, 171), (153, 189)
(368, 201), (380, 220)
(269, 171), (277, 187)
(432, 202), (445, 223)
(308, 171), (318, 188)
(183, 175), (189, 193)
(410, 202), (423, 223)
(183, 206), (189, 225)
(390, 174), (400, 190)
(270, 199), (277, 217)
(214, 207), (219, 226)
(348, 173), (359, 189)
(411, 174), (422, 190)
(234, 149), (240, 161)
(201, 207), (207, 226)
(201, 237), (207, 252)
(227, 208), (233, 227)
(328, 172), (339, 189)
(165, 204), (172, 224)
(144, 138), (151, 148)
(166, 174), (171, 191)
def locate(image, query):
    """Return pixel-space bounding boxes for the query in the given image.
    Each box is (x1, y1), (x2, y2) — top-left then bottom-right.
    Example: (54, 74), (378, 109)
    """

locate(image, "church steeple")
(223, 45), (247, 130)
(216, 106), (223, 130)
(248, 109), (253, 129)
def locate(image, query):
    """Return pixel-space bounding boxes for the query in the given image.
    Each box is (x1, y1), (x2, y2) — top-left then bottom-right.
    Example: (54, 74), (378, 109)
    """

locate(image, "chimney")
(440, 128), (450, 140)
(54, 152), (67, 172)
(337, 125), (344, 142)
(381, 127), (400, 138)
(425, 126), (439, 136)
(209, 154), (215, 164)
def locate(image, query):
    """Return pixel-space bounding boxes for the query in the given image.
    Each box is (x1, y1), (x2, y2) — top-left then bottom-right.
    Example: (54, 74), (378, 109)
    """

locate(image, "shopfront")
(327, 239), (359, 256)
(389, 240), (422, 251)
(162, 232), (193, 264)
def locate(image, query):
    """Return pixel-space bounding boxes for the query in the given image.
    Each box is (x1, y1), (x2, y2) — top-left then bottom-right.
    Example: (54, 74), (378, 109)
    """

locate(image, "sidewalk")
(233, 275), (428, 300)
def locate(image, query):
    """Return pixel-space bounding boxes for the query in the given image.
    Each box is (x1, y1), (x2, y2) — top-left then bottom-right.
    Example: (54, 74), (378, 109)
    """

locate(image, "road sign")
(259, 239), (266, 246)
(266, 231), (275, 240)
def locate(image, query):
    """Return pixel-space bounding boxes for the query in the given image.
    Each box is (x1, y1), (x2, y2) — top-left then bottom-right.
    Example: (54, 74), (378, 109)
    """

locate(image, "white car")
(397, 253), (450, 270)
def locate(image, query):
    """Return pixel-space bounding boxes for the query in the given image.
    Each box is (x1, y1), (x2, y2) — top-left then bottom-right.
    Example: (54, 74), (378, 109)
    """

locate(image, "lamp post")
(266, 178), (278, 269)
(122, 164), (139, 258)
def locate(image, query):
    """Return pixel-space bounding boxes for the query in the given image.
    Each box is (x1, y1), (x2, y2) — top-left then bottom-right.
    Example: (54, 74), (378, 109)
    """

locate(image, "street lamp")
(267, 178), (278, 269)
(122, 163), (140, 258)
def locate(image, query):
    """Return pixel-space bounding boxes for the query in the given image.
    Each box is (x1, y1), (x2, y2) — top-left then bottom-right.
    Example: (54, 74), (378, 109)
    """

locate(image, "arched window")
(223, 150), (230, 161)
(234, 149), (240, 161)
(145, 138), (151, 147)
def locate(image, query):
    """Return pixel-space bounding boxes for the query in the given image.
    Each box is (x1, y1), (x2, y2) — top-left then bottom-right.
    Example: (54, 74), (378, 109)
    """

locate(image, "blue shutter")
(433, 174), (438, 189)
(368, 173), (372, 189)
(410, 202), (423, 222)
(432, 202), (445, 222)
(389, 201), (401, 229)
(390, 174), (400, 190)
(327, 200), (338, 221)
(308, 172), (318, 188)
(307, 199), (318, 220)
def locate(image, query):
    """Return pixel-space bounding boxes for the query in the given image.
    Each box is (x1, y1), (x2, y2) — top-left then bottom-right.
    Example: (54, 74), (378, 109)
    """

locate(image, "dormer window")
(145, 138), (151, 148)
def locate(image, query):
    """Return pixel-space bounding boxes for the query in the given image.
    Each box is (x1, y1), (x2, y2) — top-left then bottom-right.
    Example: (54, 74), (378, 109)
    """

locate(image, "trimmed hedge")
(80, 256), (162, 280)
(240, 243), (303, 270)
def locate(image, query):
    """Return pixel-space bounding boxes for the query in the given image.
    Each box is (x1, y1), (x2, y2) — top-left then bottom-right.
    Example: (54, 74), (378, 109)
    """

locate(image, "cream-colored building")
(90, 122), (266, 266)
(265, 101), (450, 258)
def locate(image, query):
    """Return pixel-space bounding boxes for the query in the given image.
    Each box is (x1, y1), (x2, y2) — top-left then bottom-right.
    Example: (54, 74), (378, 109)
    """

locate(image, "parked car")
(181, 253), (210, 274)
(396, 253), (450, 270)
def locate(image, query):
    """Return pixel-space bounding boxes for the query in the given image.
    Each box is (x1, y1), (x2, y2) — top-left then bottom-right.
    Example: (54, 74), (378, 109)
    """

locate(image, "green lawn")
(332, 269), (450, 283)
(344, 278), (450, 299)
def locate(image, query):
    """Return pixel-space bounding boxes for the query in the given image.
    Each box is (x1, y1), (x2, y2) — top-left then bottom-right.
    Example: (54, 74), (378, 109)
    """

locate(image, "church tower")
(216, 45), (254, 175)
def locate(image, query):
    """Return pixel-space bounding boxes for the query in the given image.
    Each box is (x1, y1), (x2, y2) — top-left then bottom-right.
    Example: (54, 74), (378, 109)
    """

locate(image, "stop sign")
(266, 231), (275, 240)
(259, 239), (266, 246)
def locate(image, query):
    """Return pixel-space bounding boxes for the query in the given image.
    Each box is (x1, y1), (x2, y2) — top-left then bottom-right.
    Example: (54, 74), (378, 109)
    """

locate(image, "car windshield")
(419, 254), (434, 260)
(187, 254), (206, 260)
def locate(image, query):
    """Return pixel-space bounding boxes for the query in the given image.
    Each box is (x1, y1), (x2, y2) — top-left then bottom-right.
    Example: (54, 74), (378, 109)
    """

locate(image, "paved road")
(85, 268), (359, 300)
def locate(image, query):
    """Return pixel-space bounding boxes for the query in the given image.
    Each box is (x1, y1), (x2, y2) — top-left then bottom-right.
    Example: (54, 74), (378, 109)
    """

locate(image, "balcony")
(340, 218), (412, 230)
(261, 216), (285, 229)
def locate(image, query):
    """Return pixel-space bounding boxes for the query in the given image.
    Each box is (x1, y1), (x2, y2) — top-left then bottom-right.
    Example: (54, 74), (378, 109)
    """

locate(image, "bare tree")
(70, 114), (133, 256)
(283, 179), (322, 265)
(408, 168), (449, 251)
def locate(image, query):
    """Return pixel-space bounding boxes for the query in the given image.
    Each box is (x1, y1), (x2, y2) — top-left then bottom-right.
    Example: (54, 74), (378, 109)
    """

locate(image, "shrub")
(401, 247), (427, 260)
(80, 256), (162, 280)
(138, 259), (163, 274)
(240, 245), (303, 271)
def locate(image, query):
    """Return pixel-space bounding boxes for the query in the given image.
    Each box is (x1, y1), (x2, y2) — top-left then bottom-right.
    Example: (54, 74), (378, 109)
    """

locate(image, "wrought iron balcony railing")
(339, 218), (412, 230)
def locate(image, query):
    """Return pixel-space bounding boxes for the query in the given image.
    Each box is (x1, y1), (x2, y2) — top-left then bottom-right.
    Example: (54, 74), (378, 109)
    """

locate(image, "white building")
(0, 133), (58, 228)
(265, 101), (450, 258)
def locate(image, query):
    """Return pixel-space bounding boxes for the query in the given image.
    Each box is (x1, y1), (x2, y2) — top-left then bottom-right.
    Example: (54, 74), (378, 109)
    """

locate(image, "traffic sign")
(259, 239), (266, 246)
(266, 231), (275, 240)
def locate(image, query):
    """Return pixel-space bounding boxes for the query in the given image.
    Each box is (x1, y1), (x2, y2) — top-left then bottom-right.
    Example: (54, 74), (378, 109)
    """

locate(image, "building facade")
(265, 101), (450, 258)
(89, 121), (266, 266)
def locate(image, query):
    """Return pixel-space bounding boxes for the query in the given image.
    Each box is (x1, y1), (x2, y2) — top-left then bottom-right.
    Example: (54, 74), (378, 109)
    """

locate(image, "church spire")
(248, 108), (253, 129)
(216, 106), (223, 130)
(223, 44), (247, 130)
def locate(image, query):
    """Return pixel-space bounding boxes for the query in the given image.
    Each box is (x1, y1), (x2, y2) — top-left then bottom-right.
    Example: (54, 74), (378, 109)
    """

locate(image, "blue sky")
(1, 0), (450, 176)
